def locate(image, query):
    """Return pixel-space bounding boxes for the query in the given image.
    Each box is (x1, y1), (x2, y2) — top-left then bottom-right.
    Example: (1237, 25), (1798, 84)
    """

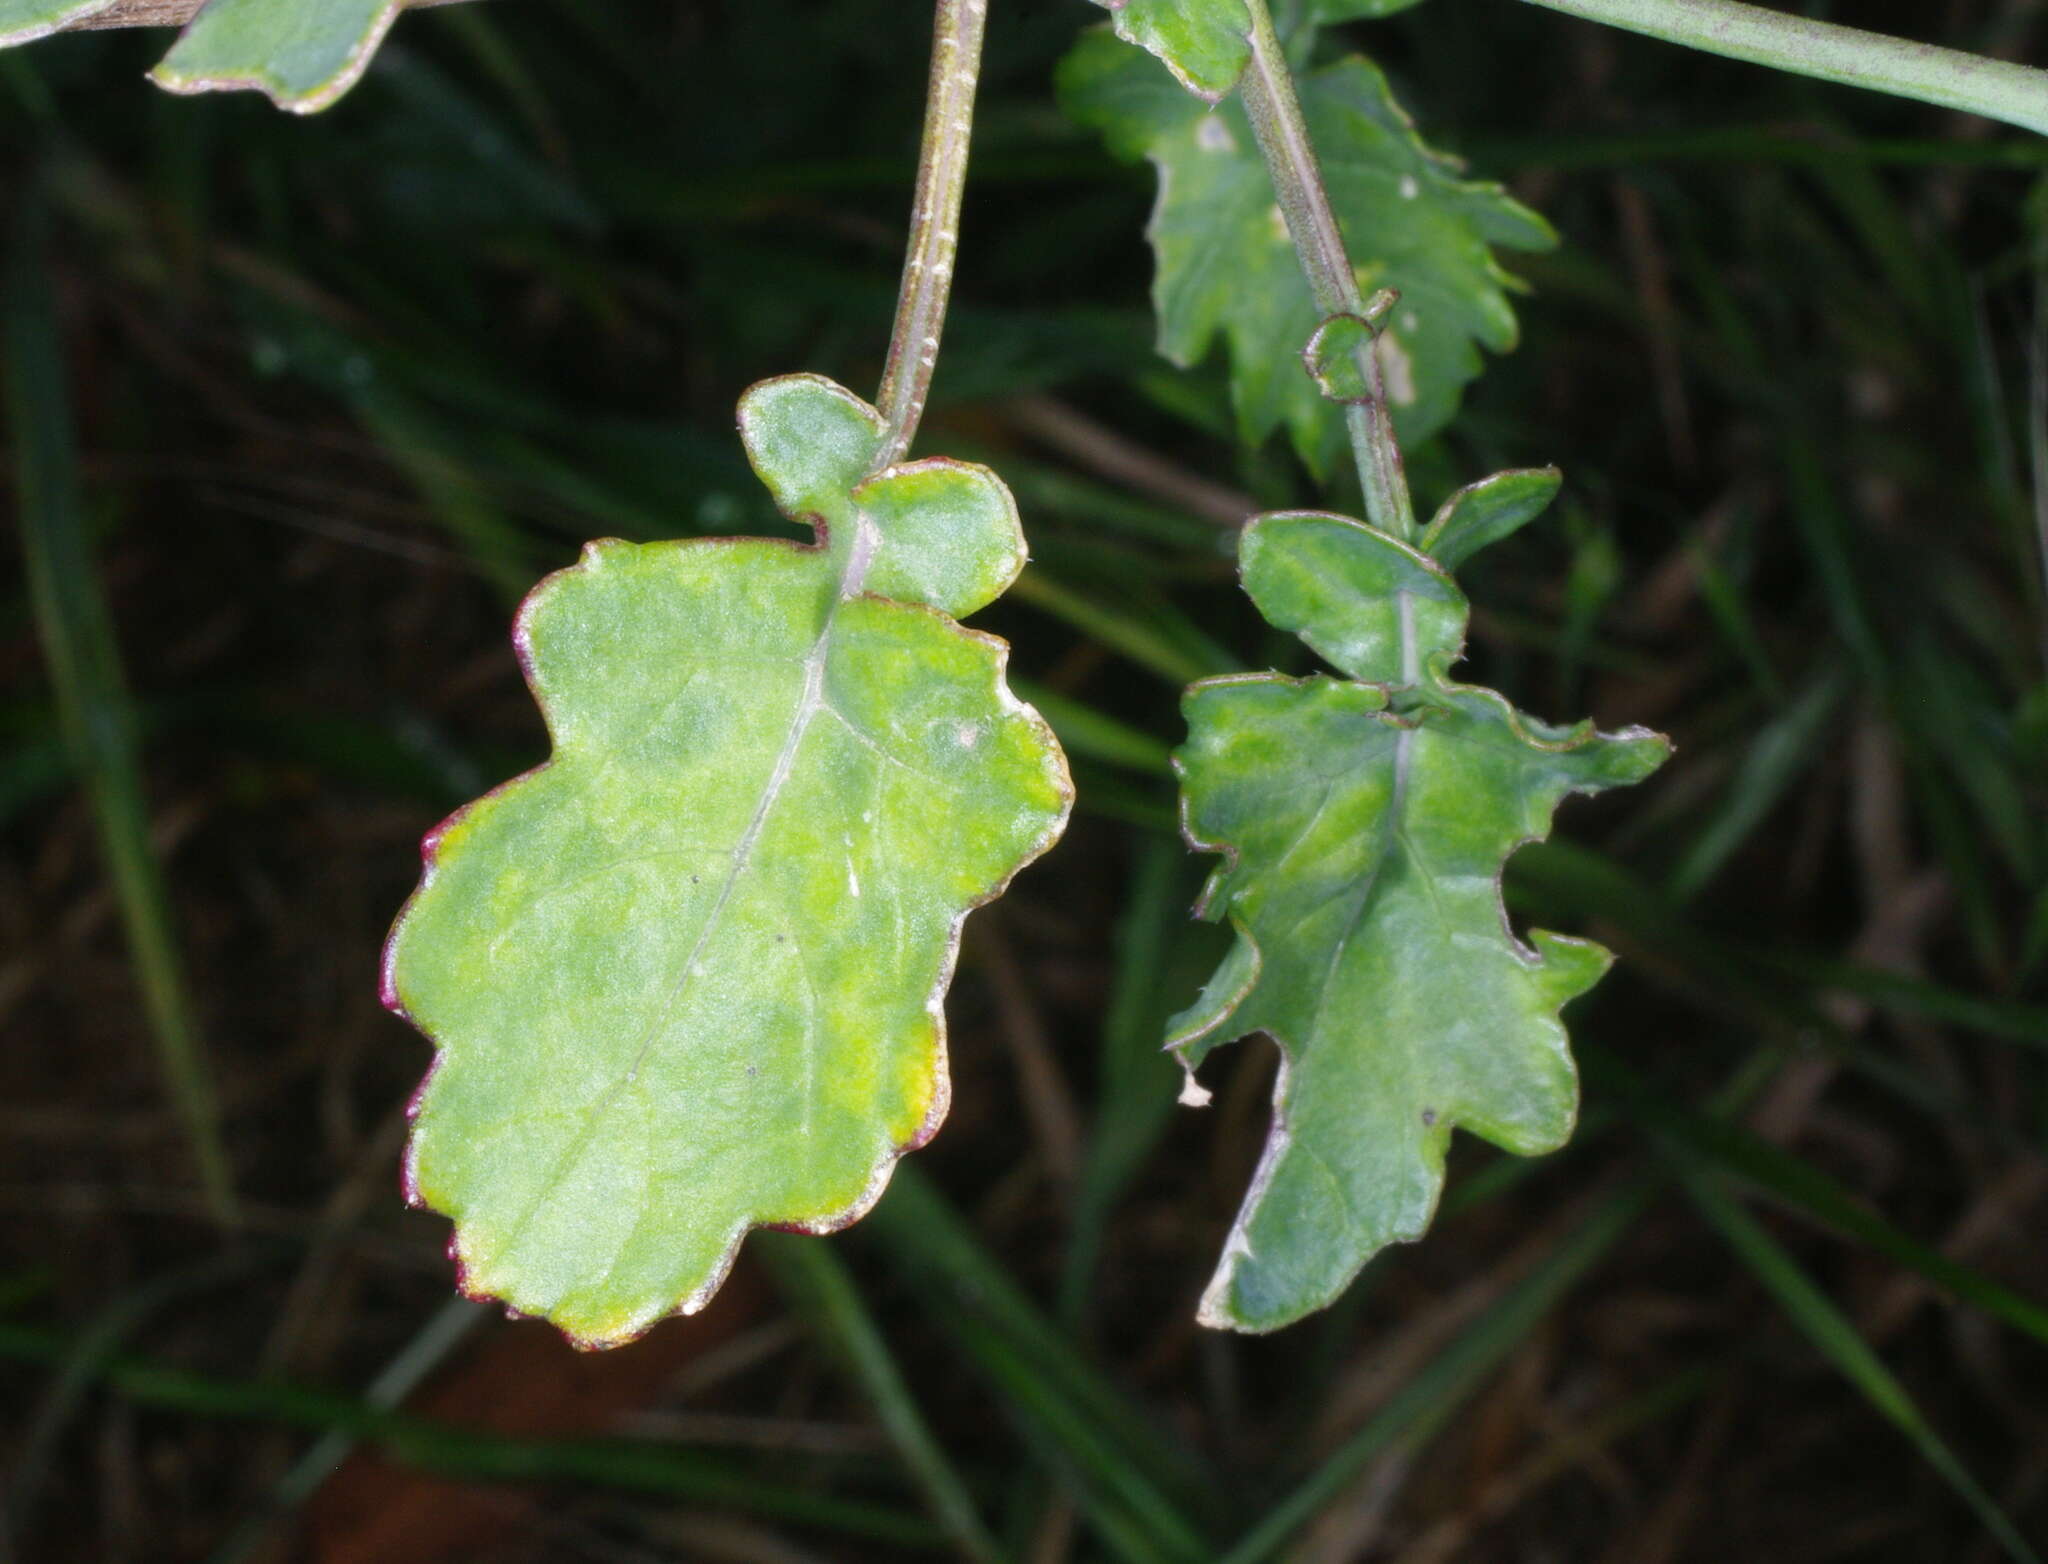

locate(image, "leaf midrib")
(491, 521), (879, 1274)
(617, 520), (879, 1088)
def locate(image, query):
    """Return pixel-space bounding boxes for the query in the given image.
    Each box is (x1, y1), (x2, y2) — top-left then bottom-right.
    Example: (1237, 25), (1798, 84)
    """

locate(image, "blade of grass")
(1676, 1169), (2041, 1564)
(1587, 1046), (2048, 1348)
(1219, 1181), (1659, 1564)
(1062, 760), (1178, 832)
(1666, 665), (1849, 899)
(1011, 680), (1174, 776)
(0, 1320), (946, 1548)
(1755, 953), (2048, 1048)
(2032, 181), (2048, 677)
(757, 1234), (1007, 1564)
(1688, 525), (1785, 704)
(860, 1164), (1217, 1562)
(2, 1247), (277, 1549)
(1519, 0), (2048, 137)
(1386, 1361), (1722, 1564)
(204, 1297), (487, 1564)
(356, 387), (544, 609)
(1222, 1041), (1797, 1561)
(1008, 569), (1232, 687)
(1516, 840), (2048, 1096)
(3, 188), (236, 1227)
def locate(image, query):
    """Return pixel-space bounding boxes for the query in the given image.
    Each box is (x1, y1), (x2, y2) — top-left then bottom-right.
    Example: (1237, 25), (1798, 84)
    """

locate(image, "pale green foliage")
(0, 0), (410, 111)
(152, 0), (399, 112)
(1087, 0), (1250, 100)
(1171, 507), (1668, 1332)
(1060, 28), (1555, 473)
(1081, 0), (1429, 100)
(0, 0), (112, 48)
(384, 374), (1071, 1347)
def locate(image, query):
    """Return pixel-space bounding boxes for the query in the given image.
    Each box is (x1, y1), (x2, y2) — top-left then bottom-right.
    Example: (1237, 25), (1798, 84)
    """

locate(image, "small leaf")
(1301, 301), (1395, 404)
(1061, 30), (1556, 471)
(0, 0), (113, 48)
(151, 0), (403, 114)
(1087, 0), (1251, 101)
(1171, 511), (1667, 1332)
(1421, 466), (1562, 569)
(384, 373), (1072, 1348)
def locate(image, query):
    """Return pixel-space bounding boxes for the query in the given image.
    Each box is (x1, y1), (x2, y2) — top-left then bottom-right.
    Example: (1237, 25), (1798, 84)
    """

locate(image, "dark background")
(2, 1), (2045, 1559)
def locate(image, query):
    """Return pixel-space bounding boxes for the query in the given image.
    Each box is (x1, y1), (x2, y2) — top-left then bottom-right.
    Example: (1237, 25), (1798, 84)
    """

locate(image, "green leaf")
(1170, 512), (1667, 1331)
(0, 0), (113, 48)
(1087, 0), (1252, 101)
(1060, 30), (1556, 472)
(1420, 466), (1561, 569)
(151, 0), (404, 114)
(383, 373), (1072, 1348)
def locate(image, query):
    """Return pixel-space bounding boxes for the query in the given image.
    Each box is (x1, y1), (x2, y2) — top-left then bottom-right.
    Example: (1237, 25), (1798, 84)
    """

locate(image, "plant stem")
(1521, 0), (2048, 138)
(874, 0), (988, 468)
(1236, 0), (1414, 539)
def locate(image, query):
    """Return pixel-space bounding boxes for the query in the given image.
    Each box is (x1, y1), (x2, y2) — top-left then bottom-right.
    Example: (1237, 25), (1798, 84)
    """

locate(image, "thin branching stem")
(1236, 0), (1414, 539)
(1521, 0), (2048, 138)
(874, 0), (988, 468)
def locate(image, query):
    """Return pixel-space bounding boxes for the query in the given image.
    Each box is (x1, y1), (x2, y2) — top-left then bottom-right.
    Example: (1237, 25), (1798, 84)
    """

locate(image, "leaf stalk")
(1236, 0), (1414, 539)
(875, 0), (988, 468)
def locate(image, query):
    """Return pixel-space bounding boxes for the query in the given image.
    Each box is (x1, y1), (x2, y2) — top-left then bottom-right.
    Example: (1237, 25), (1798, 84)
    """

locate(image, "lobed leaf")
(1171, 511), (1667, 1332)
(1060, 29), (1555, 472)
(383, 373), (1072, 1348)
(149, 0), (404, 113)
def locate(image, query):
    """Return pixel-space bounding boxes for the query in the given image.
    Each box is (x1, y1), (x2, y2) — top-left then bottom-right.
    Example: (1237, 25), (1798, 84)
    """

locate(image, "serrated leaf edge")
(382, 378), (1072, 1348)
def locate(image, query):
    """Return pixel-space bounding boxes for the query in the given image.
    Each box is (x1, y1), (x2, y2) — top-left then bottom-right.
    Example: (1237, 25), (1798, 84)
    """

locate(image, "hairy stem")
(874, 0), (988, 468)
(1522, 0), (2048, 138)
(1236, 0), (1414, 539)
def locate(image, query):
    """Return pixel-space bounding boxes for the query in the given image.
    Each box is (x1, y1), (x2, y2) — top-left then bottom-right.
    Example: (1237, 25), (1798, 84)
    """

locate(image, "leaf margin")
(1166, 507), (1670, 1332)
(380, 371), (1073, 1349)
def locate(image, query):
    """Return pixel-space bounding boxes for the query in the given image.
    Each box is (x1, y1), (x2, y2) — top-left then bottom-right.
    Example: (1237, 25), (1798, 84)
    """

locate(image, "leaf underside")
(1060, 28), (1555, 475)
(1171, 511), (1668, 1332)
(384, 374), (1072, 1348)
